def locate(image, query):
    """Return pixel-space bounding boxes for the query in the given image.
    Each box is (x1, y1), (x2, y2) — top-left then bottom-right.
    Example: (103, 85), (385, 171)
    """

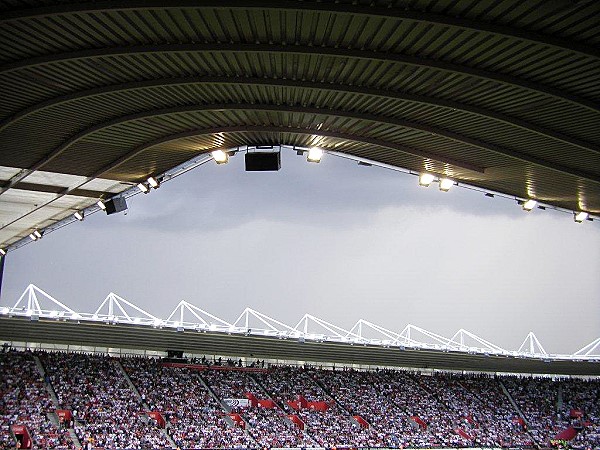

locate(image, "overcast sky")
(2, 150), (599, 355)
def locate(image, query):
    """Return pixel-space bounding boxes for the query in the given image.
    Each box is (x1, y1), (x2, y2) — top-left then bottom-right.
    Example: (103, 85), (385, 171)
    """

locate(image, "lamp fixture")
(137, 183), (149, 193)
(419, 173), (435, 187)
(97, 200), (106, 210)
(439, 178), (454, 192)
(211, 150), (229, 164)
(574, 211), (589, 223)
(307, 147), (324, 163)
(522, 199), (537, 211)
(74, 211), (84, 221)
(147, 177), (159, 188)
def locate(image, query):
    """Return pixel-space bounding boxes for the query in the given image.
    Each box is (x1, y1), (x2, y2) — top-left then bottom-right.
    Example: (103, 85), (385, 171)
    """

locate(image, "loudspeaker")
(245, 152), (281, 171)
(104, 197), (128, 215)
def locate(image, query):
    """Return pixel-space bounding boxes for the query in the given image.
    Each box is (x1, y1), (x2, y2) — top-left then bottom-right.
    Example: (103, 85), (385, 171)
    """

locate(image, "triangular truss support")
(399, 324), (452, 349)
(166, 300), (232, 330)
(294, 314), (361, 342)
(348, 319), (401, 345)
(518, 332), (548, 356)
(10, 284), (77, 317)
(573, 337), (600, 358)
(232, 308), (298, 336)
(93, 292), (158, 324)
(448, 329), (506, 354)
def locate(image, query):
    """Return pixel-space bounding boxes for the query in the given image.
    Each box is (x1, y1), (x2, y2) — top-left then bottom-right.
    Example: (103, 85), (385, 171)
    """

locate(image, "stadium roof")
(1, 0), (600, 251)
(1, 284), (599, 375)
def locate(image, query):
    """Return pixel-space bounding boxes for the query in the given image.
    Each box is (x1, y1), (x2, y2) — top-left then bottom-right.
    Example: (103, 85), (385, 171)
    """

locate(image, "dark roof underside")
(1, 0), (599, 248)
(1, 317), (599, 375)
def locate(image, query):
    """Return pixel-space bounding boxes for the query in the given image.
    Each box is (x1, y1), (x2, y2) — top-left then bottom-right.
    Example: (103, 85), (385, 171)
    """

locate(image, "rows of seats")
(202, 370), (308, 447)
(0, 351), (72, 450)
(121, 357), (253, 449)
(254, 366), (383, 447)
(1, 349), (599, 449)
(38, 352), (169, 449)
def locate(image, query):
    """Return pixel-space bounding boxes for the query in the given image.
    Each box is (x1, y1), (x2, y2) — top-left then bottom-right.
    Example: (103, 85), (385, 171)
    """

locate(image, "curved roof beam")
(2, 77), (597, 156)
(1, 0), (598, 58)
(0, 124), (487, 233)
(1, 44), (597, 113)
(0, 108), (487, 196)
(3, 104), (598, 199)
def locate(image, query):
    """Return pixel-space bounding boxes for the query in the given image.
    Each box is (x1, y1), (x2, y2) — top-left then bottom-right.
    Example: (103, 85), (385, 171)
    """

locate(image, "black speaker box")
(245, 152), (281, 171)
(104, 197), (128, 215)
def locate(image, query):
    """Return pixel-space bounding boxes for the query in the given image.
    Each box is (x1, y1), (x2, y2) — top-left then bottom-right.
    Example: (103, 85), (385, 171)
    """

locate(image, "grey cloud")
(1, 153), (599, 357)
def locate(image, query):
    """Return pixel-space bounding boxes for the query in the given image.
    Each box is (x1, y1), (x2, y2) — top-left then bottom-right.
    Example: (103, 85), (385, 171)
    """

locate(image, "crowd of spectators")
(38, 352), (168, 449)
(121, 357), (253, 449)
(1, 349), (599, 449)
(505, 376), (600, 449)
(0, 351), (73, 449)
(413, 372), (533, 447)
(202, 370), (309, 447)
(254, 366), (382, 447)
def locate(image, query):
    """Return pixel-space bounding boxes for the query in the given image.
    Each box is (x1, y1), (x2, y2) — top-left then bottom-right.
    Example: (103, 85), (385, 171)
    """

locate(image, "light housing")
(522, 199), (537, 211)
(74, 211), (84, 221)
(147, 177), (160, 188)
(419, 173), (435, 187)
(439, 178), (454, 192)
(137, 183), (149, 193)
(29, 233), (37, 241)
(307, 147), (324, 163)
(33, 230), (42, 239)
(211, 150), (229, 164)
(0, 248), (6, 256)
(97, 200), (106, 210)
(574, 211), (589, 223)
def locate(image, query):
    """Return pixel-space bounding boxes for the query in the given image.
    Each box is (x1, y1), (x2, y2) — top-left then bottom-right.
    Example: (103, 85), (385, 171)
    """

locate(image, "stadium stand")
(38, 352), (169, 449)
(0, 351), (73, 449)
(1, 349), (599, 449)
(121, 357), (254, 449)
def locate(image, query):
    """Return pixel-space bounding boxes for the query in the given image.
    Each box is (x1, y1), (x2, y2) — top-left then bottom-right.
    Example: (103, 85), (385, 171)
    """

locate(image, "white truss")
(93, 292), (159, 325)
(7, 284), (78, 319)
(349, 319), (401, 346)
(0, 284), (597, 362)
(233, 308), (298, 337)
(518, 332), (548, 356)
(448, 329), (507, 354)
(166, 300), (232, 331)
(574, 337), (600, 357)
(294, 314), (362, 343)
(399, 324), (453, 349)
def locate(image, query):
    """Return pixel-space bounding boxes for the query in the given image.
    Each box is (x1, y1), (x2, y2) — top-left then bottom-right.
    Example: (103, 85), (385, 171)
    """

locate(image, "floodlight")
(211, 150), (229, 164)
(97, 200), (106, 210)
(522, 199), (537, 211)
(29, 233), (38, 241)
(0, 248), (5, 256)
(137, 183), (149, 193)
(147, 177), (160, 188)
(307, 147), (324, 163)
(574, 211), (589, 223)
(419, 173), (435, 187)
(33, 230), (42, 239)
(74, 211), (84, 221)
(439, 178), (454, 192)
